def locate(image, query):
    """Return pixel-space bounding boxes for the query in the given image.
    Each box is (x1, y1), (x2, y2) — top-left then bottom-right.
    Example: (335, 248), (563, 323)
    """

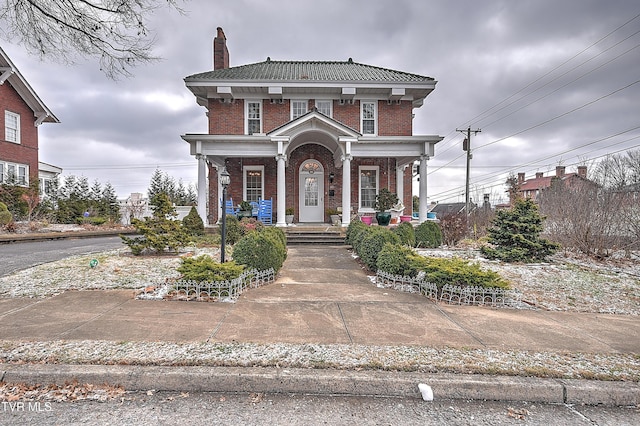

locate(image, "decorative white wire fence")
(138, 268), (275, 302)
(376, 270), (524, 308)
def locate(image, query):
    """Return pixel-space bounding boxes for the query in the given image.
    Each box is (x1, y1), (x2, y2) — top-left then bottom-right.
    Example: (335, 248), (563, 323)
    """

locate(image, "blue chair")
(250, 201), (259, 217)
(257, 198), (273, 225)
(224, 197), (238, 215)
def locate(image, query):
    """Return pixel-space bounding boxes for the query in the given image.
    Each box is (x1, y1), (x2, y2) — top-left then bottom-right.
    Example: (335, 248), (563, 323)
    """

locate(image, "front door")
(299, 160), (324, 222)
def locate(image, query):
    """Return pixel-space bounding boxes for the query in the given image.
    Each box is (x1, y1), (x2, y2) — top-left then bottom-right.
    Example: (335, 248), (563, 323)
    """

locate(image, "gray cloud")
(3, 0), (638, 202)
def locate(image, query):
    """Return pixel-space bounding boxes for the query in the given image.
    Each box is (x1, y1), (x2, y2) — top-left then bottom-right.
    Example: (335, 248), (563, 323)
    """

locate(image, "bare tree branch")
(0, 0), (184, 79)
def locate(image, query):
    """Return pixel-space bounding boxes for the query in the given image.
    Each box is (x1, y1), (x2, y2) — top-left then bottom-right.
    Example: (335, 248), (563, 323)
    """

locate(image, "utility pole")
(456, 126), (481, 222)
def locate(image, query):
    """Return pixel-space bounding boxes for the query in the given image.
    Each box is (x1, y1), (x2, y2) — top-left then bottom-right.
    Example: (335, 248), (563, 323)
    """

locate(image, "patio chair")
(257, 198), (273, 225)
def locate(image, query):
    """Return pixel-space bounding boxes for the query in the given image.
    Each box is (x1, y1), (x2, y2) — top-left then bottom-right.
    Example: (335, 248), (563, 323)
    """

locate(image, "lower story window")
(243, 166), (264, 202)
(0, 161), (28, 186)
(359, 166), (378, 209)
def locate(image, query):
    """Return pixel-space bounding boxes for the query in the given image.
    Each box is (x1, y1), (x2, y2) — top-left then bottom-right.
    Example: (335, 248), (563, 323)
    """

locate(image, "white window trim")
(290, 99), (308, 120)
(5, 110), (21, 144)
(360, 100), (377, 135)
(245, 100), (263, 135)
(315, 99), (333, 117)
(358, 165), (379, 211)
(0, 160), (29, 186)
(243, 165), (265, 202)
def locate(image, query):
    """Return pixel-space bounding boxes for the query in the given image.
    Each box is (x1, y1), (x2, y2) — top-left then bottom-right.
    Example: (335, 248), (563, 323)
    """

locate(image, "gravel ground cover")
(0, 244), (638, 381)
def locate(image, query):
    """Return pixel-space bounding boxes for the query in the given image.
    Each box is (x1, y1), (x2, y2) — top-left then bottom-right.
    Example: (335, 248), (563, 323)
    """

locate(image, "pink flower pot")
(400, 215), (412, 222)
(360, 216), (373, 225)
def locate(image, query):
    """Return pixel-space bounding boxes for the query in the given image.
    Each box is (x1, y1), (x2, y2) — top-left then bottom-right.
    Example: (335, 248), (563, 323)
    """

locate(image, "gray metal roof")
(186, 59), (434, 83)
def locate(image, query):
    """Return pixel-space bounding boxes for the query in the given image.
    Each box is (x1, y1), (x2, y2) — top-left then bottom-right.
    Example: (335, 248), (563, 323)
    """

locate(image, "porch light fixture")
(220, 167), (230, 263)
(329, 172), (335, 183)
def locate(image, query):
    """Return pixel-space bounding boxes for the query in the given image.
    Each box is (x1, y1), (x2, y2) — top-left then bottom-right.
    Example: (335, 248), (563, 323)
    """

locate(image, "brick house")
(517, 165), (591, 202)
(182, 28), (442, 226)
(1, 46), (59, 190)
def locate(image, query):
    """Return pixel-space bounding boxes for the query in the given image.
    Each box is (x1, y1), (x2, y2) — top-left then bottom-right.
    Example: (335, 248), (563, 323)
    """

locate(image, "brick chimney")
(577, 165), (587, 179)
(517, 173), (525, 184)
(556, 166), (566, 178)
(535, 172), (544, 179)
(213, 27), (229, 70)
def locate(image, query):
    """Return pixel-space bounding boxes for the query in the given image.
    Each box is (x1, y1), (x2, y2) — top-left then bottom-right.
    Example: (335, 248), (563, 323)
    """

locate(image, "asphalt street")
(0, 236), (124, 277)
(1, 392), (639, 425)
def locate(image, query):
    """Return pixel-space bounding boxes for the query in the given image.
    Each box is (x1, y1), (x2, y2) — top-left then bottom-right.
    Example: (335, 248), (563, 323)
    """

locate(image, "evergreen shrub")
(182, 206), (204, 236)
(393, 221), (416, 247)
(0, 202), (12, 225)
(232, 230), (286, 272)
(410, 256), (510, 290)
(358, 227), (400, 271)
(375, 243), (419, 276)
(177, 255), (244, 282)
(223, 215), (242, 245)
(415, 221), (443, 248)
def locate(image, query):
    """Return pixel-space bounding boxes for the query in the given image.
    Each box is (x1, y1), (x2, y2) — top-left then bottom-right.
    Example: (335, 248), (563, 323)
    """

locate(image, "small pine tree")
(183, 206), (204, 236)
(481, 198), (559, 262)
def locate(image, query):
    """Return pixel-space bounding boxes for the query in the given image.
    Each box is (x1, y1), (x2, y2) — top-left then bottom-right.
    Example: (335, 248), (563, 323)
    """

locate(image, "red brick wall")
(208, 99), (244, 134)
(263, 100), (290, 133)
(333, 100), (360, 131)
(378, 100), (412, 136)
(0, 82), (39, 182)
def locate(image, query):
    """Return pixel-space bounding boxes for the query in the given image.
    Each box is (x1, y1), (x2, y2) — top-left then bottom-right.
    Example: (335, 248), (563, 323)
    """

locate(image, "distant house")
(181, 27), (443, 226)
(517, 166), (593, 203)
(1, 46), (60, 192)
(38, 161), (62, 199)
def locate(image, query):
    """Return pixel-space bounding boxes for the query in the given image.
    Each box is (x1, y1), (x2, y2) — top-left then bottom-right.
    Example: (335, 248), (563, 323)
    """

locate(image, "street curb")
(2, 364), (638, 406)
(0, 229), (136, 243)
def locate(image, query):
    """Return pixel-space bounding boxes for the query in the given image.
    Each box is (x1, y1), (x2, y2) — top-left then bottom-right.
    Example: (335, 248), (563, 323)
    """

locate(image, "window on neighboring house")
(291, 100), (308, 120)
(316, 100), (332, 117)
(243, 166), (264, 202)
(361, 101), (376, 135)
(5, 111), (20, 143)
(359, 166), (378, 209)
(246, 101), (262, 134)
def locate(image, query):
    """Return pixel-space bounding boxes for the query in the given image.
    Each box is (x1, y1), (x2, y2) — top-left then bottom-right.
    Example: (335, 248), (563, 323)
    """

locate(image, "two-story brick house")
(1, 46), (59, 191)
(182, 28), (442, 226)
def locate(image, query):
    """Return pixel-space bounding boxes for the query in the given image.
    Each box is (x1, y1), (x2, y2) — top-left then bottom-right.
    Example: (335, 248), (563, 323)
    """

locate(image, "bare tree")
(0, 0), (183, 79)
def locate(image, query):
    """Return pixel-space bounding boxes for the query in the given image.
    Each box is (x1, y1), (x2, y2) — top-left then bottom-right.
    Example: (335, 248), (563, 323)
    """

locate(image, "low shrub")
(409, 256), (510, 290)
(232, 229), (286, 272)
(415, 221), (443, 248)
(182, 206), (204, 236)
(376, 243), (419, 276)
(358, 227), (400, 271)
(177, 255), (244, 282)
(223, 215), (242, 245)
(345, 219), (367, 244)
(75, 216), (107, 226)
(393, 221), (416, 247)
(239, 217), (264, 234)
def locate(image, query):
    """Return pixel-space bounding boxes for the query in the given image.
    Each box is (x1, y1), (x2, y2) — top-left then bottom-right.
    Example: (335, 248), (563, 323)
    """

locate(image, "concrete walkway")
(0, 245), (637, 354)
(0, 245), (639, 405)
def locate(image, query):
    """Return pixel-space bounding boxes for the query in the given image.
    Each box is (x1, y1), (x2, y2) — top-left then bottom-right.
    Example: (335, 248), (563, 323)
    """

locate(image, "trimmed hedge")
(232, 227), (287, 273)
(376, 243), (419, 276)
(415, 221), (443, 248)
(358, 227), (401, 271)
(393, 221), (416, 247)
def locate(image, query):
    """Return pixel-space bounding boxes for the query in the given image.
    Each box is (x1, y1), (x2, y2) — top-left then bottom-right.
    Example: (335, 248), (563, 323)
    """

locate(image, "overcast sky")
(3, 0), (639, 204)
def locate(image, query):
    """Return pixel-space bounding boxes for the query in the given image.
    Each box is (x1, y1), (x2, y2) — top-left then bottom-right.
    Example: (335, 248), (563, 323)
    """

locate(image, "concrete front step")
(285, 227), (345, 245)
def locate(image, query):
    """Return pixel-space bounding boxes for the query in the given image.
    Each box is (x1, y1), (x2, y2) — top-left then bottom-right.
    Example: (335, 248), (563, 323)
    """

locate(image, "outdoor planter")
(375, 212), (392, 226)
(361, 216), (373, 225)
(400, 215), (412, 222)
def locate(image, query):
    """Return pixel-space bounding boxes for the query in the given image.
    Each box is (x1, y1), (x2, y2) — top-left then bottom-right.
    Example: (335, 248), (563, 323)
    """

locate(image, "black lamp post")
(219, 167), (230, 263)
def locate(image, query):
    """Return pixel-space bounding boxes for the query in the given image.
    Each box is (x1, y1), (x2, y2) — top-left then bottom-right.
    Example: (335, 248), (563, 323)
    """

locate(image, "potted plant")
(285, 207), (294, 224)
(374, 188), (398, 226)
(237, 200), (253, 219)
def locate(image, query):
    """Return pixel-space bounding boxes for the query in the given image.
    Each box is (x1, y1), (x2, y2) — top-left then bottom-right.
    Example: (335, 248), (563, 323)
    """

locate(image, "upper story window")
(5, 111), (20, 143)
(361, 101), (377, 135)
(316, 100), (332, 117)
(291, 100), (308, 120)
(246, 100), (262, 135)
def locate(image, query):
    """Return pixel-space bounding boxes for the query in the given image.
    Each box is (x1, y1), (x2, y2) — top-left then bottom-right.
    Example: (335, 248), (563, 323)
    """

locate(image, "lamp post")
(219, 167), (230, 263)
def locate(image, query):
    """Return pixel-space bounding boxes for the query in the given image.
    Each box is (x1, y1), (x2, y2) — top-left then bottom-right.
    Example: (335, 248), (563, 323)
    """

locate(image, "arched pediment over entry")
(268, 110), (360, 164)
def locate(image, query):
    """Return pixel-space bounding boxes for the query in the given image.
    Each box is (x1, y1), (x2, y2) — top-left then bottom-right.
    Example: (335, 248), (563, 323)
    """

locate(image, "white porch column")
(396, 165), (405, 206)
(341, 154), (352, 227)
(276, 154), (287, 227)
(418, 155), (429, 223)
(196, 154), (208, 224)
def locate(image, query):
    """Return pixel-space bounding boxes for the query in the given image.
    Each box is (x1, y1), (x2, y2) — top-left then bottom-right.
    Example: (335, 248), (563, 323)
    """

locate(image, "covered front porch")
(182, 111), (441, 226)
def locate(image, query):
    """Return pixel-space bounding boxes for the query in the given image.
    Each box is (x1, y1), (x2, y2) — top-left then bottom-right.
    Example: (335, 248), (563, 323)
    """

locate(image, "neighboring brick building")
(517, 165), (591, 202)
(1, 46), (59, 190)
(182, 28), (442, 226)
